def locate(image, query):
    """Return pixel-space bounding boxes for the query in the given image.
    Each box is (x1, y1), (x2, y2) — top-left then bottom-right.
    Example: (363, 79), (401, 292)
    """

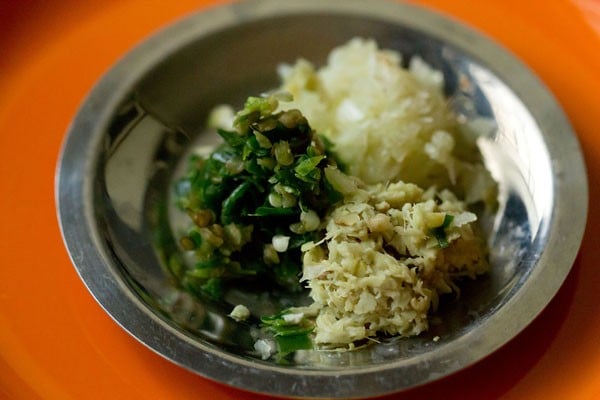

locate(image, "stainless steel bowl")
(55, 0), (588, 398)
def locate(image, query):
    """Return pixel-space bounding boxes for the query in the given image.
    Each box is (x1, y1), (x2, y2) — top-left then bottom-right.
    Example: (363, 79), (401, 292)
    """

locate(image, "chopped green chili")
(173, 94), (343, 299)
(260, 310), (314, 355)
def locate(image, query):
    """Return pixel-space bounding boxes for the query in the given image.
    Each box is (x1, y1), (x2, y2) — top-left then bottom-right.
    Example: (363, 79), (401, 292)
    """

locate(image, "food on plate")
(172, 38), (496, 358)
(277, 38), (496, 206)
(174, 94), (340, 299)
(300, 181), (487, 346)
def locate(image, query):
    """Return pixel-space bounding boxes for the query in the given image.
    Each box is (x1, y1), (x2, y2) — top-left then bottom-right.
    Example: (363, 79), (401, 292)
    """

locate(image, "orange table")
(1, 1), (599, 399)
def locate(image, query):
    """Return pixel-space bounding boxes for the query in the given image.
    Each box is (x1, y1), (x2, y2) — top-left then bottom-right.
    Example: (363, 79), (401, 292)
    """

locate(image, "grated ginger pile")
(300, 180), (488, 346)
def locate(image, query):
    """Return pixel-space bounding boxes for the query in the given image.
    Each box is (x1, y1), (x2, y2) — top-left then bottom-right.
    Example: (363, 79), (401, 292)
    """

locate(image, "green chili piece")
(431, 214), (454, 249)
(295, 155), (325, 177)
(251, 206), (297, 217)
(221, 181), (252, 224)
(217, 128), (246, 148)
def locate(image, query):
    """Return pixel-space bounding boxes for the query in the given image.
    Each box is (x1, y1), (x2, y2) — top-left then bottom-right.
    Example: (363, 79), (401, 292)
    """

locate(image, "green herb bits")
(174, 94), (343, 298)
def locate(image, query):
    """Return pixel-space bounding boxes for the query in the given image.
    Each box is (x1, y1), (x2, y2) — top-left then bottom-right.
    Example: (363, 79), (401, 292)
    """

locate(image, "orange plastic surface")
(1, 0), (599, 399)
